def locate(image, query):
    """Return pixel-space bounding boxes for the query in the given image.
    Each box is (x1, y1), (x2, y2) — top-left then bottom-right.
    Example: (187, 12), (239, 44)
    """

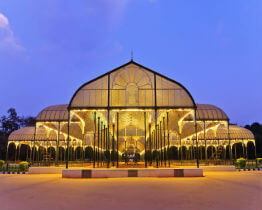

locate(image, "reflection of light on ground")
(0, 171), (261, 210)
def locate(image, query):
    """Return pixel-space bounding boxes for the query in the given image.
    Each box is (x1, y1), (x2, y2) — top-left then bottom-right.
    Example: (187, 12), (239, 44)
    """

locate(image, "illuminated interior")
(8, 60), (256, 167)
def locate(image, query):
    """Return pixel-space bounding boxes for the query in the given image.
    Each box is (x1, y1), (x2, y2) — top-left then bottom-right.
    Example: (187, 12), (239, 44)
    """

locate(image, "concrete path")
(0, 171), (261, 210)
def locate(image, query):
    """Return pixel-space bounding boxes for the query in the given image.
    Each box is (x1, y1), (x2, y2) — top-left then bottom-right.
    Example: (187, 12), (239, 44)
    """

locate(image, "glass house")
(8, 60), (256, 168)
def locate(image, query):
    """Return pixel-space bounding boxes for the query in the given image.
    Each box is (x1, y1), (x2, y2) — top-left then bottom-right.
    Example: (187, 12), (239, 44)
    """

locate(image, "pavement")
(0, 171), (261, 210)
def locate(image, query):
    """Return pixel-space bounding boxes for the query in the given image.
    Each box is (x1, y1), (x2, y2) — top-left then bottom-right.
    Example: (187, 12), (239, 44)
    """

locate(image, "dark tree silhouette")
(0, 108), (21, 136)
(0, 108), (36, 160)
(245, 122), (262, 158)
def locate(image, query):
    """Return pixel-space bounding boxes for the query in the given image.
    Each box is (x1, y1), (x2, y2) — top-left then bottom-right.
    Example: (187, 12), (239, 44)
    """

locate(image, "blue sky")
(0, 0), (261, 125)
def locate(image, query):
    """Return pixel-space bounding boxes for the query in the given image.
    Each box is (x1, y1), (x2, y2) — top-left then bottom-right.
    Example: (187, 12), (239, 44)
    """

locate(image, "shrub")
(257, 158), (262, 167)
(236, 158), (246, 169)
(2, 165), (6, 173)
(19, 161), (29, 172)
(0, 160), (4, 170)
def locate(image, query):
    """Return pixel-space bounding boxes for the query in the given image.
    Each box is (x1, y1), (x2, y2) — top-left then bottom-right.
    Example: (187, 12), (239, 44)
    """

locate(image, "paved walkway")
(0, 171), (261, 210)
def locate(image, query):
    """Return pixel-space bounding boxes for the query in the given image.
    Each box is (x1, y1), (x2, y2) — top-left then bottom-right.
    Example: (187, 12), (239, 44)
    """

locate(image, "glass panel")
(110, 63), (154, 107)
(156, 75), (194, 107)
(71, 75), (108, 107)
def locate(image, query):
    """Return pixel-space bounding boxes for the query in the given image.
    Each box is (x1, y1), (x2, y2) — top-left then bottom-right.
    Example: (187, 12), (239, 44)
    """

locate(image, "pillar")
(163, 116), (166, 167)
(167, 112), (170, 167)
(106, 127), (110, 168)
(93, 112), (96, 168)
(18, 144), (21, 161)
(32, 125), (37, 165)
(5, 143), (9, 162)
(125, 139), (127, 164)
(100, 121), (103, 167)
(227, 123), (232, 161)
(66, 111), (71, 169)
(245, 142), (248, 160)
(117, 112), (119, 168)
(179, 134), (182, 163)
(149, 121), (152, 166)
(144, 112), (147, 168)
(234, 143), (237, 159)
(160, 121), (163, 166)
(200, 145), (202, 160)
(204, 121), (207, 161)
(97, 117), (100, 168)
(36, 146), (39, 163)
(242, 140), (245, 158)
(26, 145), (29, 161)
(194, 109), (199, 168)
(112, 119), (115, 167)
(103, 124), (106, 166)
(14, 144), (18, 162)
(156, 125), (159, 168)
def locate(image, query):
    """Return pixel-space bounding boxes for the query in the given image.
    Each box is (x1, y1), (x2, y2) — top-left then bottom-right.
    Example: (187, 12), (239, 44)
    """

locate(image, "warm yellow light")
(39, 122), (82, 142)
(111, 108), (154, 112)
(72, 109), (107, 112)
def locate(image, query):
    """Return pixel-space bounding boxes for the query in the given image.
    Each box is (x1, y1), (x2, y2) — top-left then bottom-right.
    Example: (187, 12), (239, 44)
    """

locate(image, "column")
(227, 123), (232, 162)
(5, 143), (9, 162)
(100, 121), (103, 167)
(144, 112), (147, 168)
(103, 124), (106, 166)
(149, 121), (152, 166)
(242, 140), (245, 158)
(160, 121), (163, 166)
(93, 112), (96, 168)
(204, 121), (207, 161)
(117, 112), (119, 168)
(32, 125), (37, 165)
(66, 111), (71, 169)
(56, 122), (60, 166)
(194, 109), (199, 168)
(163, 116), (166, 167)
(179, 134), (182, 164)
(112, 118), (115, 167)
(17, 144), (21, 161)
(167, 112), (170, 167)
(245, 142), (248, 159)
(156, 125), (159, 168)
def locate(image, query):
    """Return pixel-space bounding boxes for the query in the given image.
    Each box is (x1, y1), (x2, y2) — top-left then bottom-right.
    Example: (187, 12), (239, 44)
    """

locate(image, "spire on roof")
(131, 49), (133, 61)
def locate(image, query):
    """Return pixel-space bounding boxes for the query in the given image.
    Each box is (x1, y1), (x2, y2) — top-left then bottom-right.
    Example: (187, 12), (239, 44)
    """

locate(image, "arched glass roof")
(185, 104), (229, 121)
(227, 125), (254, 139)
(36, 104), (69, 121)
(197, 125), (254, 140)
(8, 126), (60, 141)
(196, 104), (229, 120)
(69, 61), (196, 109)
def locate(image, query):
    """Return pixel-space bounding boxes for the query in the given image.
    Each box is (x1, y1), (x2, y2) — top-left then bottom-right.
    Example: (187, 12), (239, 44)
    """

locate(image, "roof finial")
(131, 49), (133, 61)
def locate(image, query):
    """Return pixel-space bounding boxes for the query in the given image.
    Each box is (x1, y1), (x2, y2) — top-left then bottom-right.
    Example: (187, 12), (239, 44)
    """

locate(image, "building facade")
(8, 61), (256, 168)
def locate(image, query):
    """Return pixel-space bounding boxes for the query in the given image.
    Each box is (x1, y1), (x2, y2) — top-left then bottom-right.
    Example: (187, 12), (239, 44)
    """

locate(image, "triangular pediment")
(69, 60), (195, 108)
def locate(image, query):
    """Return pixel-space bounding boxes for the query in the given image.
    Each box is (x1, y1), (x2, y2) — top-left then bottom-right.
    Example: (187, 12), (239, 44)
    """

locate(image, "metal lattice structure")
(7, 60), (256, 168)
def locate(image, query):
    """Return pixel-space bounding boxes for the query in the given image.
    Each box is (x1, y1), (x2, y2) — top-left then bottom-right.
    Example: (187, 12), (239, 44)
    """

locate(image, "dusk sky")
(0, 0), (261, 126)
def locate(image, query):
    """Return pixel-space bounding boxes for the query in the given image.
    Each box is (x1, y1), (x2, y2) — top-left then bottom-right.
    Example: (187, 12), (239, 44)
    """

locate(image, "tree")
(245, 122), (262, 158)
(0, 108), (36, 160)
(0, 108), (21, 136)
(20, 116), (36, 127)
(0, 108), (36, 136)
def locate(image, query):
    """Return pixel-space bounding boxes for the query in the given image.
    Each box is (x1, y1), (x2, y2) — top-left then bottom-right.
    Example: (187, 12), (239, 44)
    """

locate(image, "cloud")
(0, 13), (24, 53)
